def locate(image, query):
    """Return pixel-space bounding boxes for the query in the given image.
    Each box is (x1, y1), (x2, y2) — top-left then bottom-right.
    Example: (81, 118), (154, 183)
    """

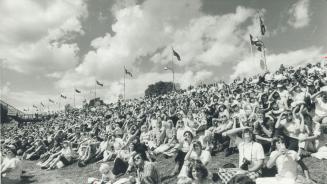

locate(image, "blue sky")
(1, 0), (326, 113)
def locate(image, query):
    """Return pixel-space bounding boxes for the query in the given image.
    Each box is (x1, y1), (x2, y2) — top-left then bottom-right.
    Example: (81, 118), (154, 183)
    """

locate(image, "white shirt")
(238, 142), (265, 168)
(270, 150), (300, 179)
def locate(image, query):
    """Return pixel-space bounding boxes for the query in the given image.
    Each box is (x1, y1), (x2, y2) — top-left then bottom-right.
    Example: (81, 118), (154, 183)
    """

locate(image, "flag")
(40, 102), (45, 107)
(33, 105), (37, 108)
(260, 59), (265, 70)
(172, 48), (181, 61)
(323, 56), (327, 59)
(250, 35), (264, 51)
(75, 89), (81, 93)
(255, 41), (264, 51)
(49, 99), (54, 103)
(60, 94), (67, 99)
(259, 17), (266, 36)
(124, 67), (133, 77)
(96, 80), (104, 87)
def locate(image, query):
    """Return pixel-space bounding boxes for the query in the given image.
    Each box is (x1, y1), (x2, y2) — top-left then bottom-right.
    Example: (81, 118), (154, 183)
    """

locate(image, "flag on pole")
(33, 105), (37, 108)
(259, 17), (266, 36)
(49, 99), (54, 103)
(40, 102), (45, 107)
(250, 34), (264, 51)
(60, 94), (67, 99)
(172, 48), (181, 61)
(75, 89), (81, 93)
(124, 67), (133, 77)
(96, 80), (104, 87)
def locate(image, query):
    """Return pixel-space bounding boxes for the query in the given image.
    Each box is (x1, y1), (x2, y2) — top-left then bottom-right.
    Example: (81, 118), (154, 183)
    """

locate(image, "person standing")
(133, 153), (160, 184)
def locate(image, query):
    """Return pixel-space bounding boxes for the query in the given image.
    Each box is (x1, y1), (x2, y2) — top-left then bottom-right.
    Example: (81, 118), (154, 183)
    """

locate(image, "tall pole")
(124, 68), (126, 100)
(74, 92), (75, 108)
(94, 82), (96, 99)
(171, 48), (175, 91)
(250, 41), (254, 66)
(263, 47), (268, 71)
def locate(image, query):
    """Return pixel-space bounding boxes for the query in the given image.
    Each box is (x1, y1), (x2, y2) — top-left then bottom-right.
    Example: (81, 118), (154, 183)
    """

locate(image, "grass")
(17, 150), (327, 184)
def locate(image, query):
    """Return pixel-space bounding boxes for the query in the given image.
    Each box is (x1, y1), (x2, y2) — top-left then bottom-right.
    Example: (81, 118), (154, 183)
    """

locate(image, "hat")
(277, 84), (283, 88)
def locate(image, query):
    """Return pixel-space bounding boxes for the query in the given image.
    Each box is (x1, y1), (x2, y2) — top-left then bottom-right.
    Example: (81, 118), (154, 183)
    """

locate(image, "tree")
(145, 81), (175, 97)
(0, 104), (9, 123)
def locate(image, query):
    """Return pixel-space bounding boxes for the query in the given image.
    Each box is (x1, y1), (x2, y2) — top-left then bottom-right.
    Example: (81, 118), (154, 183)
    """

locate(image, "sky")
(0, 0), (327, 113)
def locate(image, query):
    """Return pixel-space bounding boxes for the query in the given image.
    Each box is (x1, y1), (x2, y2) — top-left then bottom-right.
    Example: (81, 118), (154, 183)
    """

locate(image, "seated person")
(23, 139), (47, 160)
(178, 141), (211, 178)
(189, 161), (213, 184)
(170, 130), (194, 176)
(133, 153), (160, 184)
(275, 110), (302, 151)
(256, 136), (314, 184)
(220, 126), (265, 182)
(1, 145), (23, 184)
(38, 139), (62, 165)
(42, 141), (76, 170)
(311, 88), (327, 125)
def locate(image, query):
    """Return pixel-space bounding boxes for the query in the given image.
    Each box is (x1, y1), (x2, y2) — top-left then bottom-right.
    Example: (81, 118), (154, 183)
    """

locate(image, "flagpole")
(124, 67), (126, 100)
(171, 48), (175, 91)
(94, 82), (97, 99)
(74, 91), (76, 108)
(263, 47), (268, 71)
(250, 42), (254, 67)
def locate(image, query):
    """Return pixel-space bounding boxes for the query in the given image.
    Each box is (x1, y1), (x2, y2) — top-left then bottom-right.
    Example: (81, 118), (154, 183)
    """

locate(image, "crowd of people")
(1, 62), (327, 184)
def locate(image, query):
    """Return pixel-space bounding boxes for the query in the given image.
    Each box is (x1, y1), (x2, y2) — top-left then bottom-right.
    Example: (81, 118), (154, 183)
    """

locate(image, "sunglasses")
(134, 156), (142, 160)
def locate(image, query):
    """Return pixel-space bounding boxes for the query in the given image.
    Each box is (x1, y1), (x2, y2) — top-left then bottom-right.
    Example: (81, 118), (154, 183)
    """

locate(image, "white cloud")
(231, 47), (322, 79)
(56, 0), (259, 100)
(75, 0), (202, 78)
(288, 0), (311, 28)
(152, 6), (256, 67)
(0, 0), (87, 74)
(2, 41), (79, 74)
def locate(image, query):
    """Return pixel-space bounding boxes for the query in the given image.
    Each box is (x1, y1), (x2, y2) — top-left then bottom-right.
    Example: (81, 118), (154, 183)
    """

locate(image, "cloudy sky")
(1, 0), (326, 113)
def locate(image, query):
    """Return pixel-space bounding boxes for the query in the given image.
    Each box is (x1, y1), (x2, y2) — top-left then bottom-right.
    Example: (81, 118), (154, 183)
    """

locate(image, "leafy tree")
(0, 104), (9, 123)
(145, 81), (175, 97)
